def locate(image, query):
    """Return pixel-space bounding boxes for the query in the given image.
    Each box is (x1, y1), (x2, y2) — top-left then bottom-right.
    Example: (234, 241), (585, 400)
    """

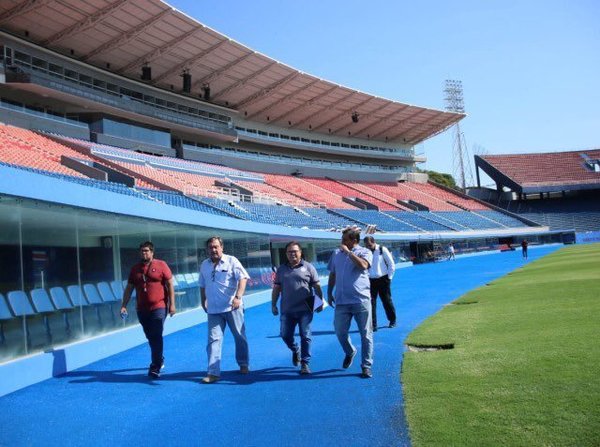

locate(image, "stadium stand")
(473, 151), (600, 232)
(0, 0), (561, 374)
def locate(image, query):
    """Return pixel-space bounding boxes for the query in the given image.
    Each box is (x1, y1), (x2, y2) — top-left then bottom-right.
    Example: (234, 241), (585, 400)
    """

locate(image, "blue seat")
(30, 289), (58, 343)
(0, 293), (14, 344)
(184, 273), (196, 287)
(7, 290), (36, 317)
(7, 290), (37, 348)
(110, 280), (124, 299)
(83, 284), (103, 305)
(30, 289), (56, 313)
(49, 287), (74, 311)
(96, 282), (120, 325)
(83, 284), (106, 327)
(175, 274), (187, 288)
(97, 282), (119, 302)
(0, 293), (12, 320)
(49, 287), (77, 337)
(66, 285), (87, 307)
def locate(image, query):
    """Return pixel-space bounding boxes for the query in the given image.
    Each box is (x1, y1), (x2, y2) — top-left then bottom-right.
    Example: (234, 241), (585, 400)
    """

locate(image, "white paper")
(312, 295), (328, 312)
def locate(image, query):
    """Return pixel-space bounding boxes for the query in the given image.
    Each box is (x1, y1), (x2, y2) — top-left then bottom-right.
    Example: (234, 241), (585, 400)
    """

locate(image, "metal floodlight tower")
(444, 79), (474, 190)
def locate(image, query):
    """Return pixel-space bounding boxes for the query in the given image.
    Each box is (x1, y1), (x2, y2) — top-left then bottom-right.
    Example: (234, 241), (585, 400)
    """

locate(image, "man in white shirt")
(363, 236), (396, 331)
(199, 236), (250, 383)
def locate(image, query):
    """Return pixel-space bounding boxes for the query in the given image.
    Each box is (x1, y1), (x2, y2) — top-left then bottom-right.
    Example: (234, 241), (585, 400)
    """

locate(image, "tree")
(418, 169), (457, 189)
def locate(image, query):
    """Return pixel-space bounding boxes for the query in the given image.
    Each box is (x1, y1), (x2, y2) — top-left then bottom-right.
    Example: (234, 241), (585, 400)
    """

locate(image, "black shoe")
(342, 349), (357, 369)
(300, 362), (311, 375)
(292, 349), (301, 367)
(388, 322), (396, 328)
(361, 367), (373, 378)
(148, 364), (161, 379)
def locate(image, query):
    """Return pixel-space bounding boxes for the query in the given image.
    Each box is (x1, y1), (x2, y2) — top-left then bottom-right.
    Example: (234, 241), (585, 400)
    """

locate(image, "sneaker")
(292, 349), (301, 367)
(201, 374), (220, 384)
(300, 362), (311, 375)
(361, 367), (373, 378)
(148, 364), (161, 379)
(239, 365), (249, 374)
(388, 322), (396, 328)
(342, 349), (357, 369)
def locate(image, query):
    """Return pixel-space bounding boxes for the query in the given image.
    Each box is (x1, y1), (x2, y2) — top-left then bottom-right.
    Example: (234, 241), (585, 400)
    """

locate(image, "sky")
(167, 0), (599, 185)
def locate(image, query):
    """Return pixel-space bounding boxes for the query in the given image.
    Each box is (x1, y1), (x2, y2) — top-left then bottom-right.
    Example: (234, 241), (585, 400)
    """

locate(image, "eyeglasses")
(286, 250), (300, 254)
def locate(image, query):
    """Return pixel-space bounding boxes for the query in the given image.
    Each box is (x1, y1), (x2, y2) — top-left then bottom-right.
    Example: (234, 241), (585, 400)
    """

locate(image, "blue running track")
(0, 246), (560, 447)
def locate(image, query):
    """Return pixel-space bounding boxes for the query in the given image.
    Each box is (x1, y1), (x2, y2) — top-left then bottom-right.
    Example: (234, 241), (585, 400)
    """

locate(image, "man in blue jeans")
(327, 227), (374, 378)
(121, 241), (176, 379)
(199, 236), (250, 384)
(271, 241), (324, 375)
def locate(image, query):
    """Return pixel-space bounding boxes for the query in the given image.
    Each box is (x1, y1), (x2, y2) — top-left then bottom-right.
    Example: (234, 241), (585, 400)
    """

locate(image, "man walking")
(363, 236), (396, 331)
(121, 241), (176, 379)
(272, 241), (324, 375)
(448, 242), (456, 260)
(199, 236), (250, 384)
(521, 239), (528, 259)
(328, 227), (374, 378)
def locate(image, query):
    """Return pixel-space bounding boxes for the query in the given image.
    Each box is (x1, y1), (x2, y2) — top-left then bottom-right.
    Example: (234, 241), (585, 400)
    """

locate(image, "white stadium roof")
(0, 0), (464, 144)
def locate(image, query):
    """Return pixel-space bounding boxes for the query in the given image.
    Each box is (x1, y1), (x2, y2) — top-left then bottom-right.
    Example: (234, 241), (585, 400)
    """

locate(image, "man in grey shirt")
(327, 227), (374, 378)
(272, 241), (324, 375)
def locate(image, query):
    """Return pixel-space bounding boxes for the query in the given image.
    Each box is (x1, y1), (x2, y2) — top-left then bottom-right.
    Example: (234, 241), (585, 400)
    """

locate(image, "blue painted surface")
(0, 245), (560, 446)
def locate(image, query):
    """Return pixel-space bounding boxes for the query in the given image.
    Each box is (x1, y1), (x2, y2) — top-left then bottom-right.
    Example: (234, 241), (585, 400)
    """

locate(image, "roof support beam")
(344, 105), (408, 137)
(193, 51), (255, 89)
(372, 109), (428, 140)
(40, 0), (131, 46)
(0, 0), (53, 25)
(330, 102), (392, 135)
(235, 71), (300, 109)
(151, 39), (228, 84)
(391, 112), (437, 141)
(293, 91), (356, 128)
(405, 114), (461, 144)
(245, 78), (320, 120)
(116, 28), (200, 74)
(269, 85), (338, 124)
(80, 9), (172, 62)
(210, 61), (276, 101)
(311, 96), (374, 133)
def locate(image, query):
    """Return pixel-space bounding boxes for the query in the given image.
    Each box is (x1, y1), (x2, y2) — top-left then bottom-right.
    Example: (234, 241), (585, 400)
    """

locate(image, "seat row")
(0, 281), (133, 346)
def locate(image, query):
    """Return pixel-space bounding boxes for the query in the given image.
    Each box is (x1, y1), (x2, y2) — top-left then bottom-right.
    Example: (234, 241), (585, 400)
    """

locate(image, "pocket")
(214, 270), (233, 286)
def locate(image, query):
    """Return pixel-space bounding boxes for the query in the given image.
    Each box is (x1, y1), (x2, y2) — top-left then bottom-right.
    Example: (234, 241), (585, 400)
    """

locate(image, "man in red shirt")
(121, 241), (176, 378)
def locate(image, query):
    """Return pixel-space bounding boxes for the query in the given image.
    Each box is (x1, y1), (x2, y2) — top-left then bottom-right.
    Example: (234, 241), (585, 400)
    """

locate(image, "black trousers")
(137, 307), (167, 367)
(369, 275), (396, 328)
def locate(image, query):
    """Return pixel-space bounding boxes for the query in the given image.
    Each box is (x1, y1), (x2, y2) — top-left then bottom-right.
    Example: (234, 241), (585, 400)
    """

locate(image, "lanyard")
(142, 261), (153, 293)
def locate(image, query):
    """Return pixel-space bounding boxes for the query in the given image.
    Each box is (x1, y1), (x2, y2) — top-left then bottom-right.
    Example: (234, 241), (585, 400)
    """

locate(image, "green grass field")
(402, 243), (600, 446)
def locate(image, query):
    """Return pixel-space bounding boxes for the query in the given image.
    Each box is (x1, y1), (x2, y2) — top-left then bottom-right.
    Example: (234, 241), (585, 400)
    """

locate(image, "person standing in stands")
(328, 227), (374, 378)
(271, 241), (324, 375)
(121, 241), (176, 379)
(363, 236), (397, 331)
(521, 239), (529, 259)
(199, 236), (250, 384)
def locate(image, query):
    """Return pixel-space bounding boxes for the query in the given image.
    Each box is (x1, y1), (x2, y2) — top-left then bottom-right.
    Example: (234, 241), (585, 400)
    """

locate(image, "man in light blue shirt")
(199, 236), (250, 383)
(327, 227), (374, 378)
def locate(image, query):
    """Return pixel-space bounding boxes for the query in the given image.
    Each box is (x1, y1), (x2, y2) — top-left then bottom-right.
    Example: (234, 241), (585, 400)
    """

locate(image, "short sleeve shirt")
(199, 254), (250, 314)
(274, 260), (320, 314)
(128, 259), (172, 311)
(327, 246), (372, 305)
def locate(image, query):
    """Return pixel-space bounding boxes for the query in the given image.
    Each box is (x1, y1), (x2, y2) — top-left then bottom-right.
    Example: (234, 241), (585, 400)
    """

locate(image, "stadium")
(0, 1), (597, 445)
